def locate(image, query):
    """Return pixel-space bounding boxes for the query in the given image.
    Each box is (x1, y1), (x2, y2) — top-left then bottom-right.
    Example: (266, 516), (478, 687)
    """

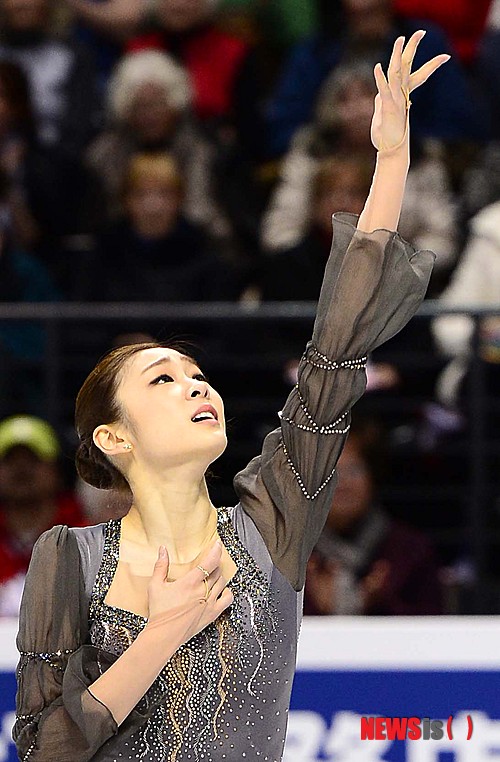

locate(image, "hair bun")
(75, 440), (127, 491)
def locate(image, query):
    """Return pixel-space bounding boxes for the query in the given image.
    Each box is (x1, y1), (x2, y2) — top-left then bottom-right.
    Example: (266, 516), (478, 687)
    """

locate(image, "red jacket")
(127, 26), (249, 120)
(394, 0), (493, 64)
(0, 493), (89, 585)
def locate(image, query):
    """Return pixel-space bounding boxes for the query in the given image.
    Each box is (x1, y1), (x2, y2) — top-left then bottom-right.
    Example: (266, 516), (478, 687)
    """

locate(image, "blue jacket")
(0, 245), (60, 361)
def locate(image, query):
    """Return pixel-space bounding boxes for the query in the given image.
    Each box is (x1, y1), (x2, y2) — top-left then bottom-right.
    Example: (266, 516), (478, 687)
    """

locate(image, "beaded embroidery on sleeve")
(16, 648), (77, 761)
(17, 648), (76, 674)
(278, 344), (367, 500)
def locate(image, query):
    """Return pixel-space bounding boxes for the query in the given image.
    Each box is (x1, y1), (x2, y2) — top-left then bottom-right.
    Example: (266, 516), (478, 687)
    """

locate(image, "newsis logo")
(360, 715), (474, 741)
(283, 710), (487, 760)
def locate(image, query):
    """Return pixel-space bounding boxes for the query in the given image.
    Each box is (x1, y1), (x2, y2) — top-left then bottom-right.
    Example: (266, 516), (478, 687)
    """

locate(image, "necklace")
(164, 525), (220, 580)
(167, 525), (219, 563)
(122, 506), (219, 564)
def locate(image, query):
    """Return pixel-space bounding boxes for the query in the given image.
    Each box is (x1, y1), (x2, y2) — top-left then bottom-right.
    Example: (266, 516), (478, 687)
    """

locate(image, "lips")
(191, 403), (219, 422)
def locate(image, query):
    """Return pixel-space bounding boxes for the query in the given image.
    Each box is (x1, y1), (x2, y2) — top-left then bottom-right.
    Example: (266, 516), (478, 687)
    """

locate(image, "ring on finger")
(197, 564), (210, 578)
(401, 85), (412, 109)
(202, 577), (210, 602)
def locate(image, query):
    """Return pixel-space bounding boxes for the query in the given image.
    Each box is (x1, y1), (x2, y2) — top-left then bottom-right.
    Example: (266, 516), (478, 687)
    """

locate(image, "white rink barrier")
(1, 617), (500, 761)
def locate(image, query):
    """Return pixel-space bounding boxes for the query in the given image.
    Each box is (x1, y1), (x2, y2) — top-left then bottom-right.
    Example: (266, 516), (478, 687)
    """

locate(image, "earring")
(123, 444), (132, 450)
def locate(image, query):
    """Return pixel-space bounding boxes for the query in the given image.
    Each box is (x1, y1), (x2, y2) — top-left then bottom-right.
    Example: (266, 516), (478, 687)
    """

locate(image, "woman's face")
(125, 175), (181, 239)
(114, 347), (227, 474)
(127, 83), (179, 146)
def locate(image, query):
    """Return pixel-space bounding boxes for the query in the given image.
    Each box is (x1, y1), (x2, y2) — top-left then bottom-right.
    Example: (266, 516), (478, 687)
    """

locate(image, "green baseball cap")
(0, 415), (60, 461)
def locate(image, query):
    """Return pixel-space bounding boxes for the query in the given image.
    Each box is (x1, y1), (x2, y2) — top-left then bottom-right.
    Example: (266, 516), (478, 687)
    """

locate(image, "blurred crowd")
(4, 0), (500, 616)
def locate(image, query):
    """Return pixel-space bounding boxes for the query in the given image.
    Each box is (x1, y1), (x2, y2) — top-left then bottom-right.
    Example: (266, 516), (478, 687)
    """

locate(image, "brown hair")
(75, 340), (199, 491)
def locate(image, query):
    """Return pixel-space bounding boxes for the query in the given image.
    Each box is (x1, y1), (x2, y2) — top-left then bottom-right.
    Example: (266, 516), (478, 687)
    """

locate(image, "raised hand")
(371, 31), (451, 152)
(147, 539), (234, 645)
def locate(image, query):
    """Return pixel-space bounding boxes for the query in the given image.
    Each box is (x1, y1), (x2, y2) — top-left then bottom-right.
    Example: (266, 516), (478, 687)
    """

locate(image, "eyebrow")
(141, 355), (198, 375)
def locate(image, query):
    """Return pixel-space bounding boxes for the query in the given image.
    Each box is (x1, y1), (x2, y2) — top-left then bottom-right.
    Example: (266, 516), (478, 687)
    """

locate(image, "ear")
(93, 425), (131, 458)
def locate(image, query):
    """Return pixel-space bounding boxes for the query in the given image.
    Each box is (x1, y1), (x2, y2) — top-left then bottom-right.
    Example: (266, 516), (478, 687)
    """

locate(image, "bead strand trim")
(281, 440), (337, 500)
(20, 739), (36, 761)
(304, 345), (367, 372)
(279, 387), (351, 435)
(18, 648), (76, 674)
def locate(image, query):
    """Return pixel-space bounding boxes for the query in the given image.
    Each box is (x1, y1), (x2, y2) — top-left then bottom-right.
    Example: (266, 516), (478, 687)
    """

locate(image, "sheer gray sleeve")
(233, 212), (435, 591)
(13, 525), (118, 761)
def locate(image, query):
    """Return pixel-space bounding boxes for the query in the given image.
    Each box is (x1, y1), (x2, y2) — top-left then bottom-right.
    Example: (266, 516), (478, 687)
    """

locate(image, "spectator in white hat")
(87, 49), (232, 242)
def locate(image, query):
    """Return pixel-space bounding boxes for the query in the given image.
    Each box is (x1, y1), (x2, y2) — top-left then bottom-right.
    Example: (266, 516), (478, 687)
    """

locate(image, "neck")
(122, 468), (218, 564)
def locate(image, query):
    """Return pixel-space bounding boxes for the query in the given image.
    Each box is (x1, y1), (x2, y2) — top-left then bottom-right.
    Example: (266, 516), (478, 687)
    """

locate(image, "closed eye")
(150, 373), (209, 385)
(150, 373), (173, 385)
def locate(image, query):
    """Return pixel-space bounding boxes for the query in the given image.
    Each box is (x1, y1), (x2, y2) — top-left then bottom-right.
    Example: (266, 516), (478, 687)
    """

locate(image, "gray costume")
(13, 213), (434, 761)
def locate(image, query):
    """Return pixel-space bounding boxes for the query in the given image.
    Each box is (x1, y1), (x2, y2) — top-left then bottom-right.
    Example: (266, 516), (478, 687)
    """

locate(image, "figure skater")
(13, 32), (449, 762)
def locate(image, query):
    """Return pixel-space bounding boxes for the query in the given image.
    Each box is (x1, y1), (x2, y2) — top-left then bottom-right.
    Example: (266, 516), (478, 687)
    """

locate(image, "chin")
(215, 433), (228, 454)
(176, 425), (227, 468)
(207, 434), (228, 464)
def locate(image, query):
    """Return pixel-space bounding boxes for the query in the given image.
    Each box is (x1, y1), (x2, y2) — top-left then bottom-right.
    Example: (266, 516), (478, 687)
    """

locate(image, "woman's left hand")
(371, 31), (450, 152)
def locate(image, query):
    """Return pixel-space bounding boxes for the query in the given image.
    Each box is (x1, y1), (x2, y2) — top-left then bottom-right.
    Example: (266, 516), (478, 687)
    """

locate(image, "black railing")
(0, 300), (497, 613)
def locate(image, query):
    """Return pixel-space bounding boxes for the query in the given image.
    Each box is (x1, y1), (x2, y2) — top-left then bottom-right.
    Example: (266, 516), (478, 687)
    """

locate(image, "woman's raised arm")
(233, 33), (448, 592)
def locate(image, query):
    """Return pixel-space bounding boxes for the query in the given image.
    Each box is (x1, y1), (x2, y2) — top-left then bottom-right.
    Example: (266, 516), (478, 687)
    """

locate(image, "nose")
(188, 379), (210, 399)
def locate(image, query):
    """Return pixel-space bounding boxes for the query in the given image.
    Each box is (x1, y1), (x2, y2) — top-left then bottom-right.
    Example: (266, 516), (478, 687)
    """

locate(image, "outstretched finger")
(373, 63), (392, 102)
(387, 36), (405, 91)
(401, 29), (426, 85)
(409, 54), (451, 91)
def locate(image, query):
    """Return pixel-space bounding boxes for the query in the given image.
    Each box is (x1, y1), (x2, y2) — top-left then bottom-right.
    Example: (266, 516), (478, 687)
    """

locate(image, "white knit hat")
(108, 50), (193, 122)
